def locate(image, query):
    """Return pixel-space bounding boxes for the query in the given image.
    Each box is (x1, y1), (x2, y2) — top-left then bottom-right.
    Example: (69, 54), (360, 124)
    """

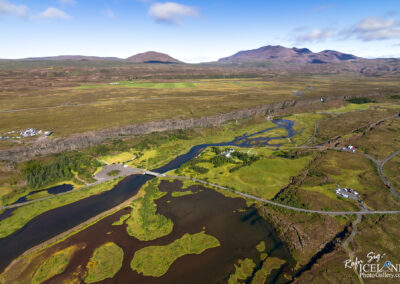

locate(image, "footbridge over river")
(143, 170), (165, 177)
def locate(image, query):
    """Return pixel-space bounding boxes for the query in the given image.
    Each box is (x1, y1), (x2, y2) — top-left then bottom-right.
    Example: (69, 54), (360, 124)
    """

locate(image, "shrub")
(346, 97), (375, 104)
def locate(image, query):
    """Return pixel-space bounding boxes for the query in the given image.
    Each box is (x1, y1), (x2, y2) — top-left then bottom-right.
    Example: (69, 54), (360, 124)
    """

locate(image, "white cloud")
(38, 7), (71, 19)
(60, 0), (76, 5)
(149, 2), (198, 25)
(347, 17), (400, 41)
(296, 29), (334, 42)
(105, 8), (115, 19)
(0, 0), (28, 18)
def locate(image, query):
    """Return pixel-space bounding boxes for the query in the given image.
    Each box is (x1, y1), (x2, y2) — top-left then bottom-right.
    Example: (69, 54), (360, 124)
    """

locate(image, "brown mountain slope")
(125, 51), (181, 63)
(218, 45), (358, 64)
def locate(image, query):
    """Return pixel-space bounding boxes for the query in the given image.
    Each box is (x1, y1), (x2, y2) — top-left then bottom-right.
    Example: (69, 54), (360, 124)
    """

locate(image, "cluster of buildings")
(0, 128), (53, 140)
(335, 187), (360, 199)
(222, 148), (235, 158)
(343, 145), (357, 153)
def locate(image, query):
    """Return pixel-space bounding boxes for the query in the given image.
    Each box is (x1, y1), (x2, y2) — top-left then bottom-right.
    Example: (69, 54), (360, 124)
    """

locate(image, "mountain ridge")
(19, 51), (181, 64)
(125, 51), (181, 63)
(218, 45), (359, 64)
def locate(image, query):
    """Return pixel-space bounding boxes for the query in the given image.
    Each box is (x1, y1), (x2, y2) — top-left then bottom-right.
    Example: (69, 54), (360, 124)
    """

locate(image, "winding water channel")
(0, 119), (299, 272)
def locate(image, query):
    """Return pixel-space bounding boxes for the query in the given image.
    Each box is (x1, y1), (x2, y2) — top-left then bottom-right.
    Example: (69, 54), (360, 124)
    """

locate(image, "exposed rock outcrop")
(0, 94), (380, 162)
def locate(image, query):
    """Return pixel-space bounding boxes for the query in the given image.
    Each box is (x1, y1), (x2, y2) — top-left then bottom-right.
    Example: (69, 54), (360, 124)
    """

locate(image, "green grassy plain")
(85, 242), (123, 283)
(385, 155), (400, 190)
(256, 241), (266, 252)
(125, 179), (173, 241)
(32, 246), (77, 284)
(76, 81), (196, 89)
(171, 190), (196, 197)
(252, 257), (286, 284)
(349, 116), (400, 160)
(131, 231), (220, 277)
(316, 103), (400, 144)
(228, 258), (256, 283)
(112, 213), (130, 226)
(1, 75), (399, 141)
(297, 151), (400, 211)
(101, 151), (136, 164)
(127, 116), (280, 170)
(173, 147), (312, 199)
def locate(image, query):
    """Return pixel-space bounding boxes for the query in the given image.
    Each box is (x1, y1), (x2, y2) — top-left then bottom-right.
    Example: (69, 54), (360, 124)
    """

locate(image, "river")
(0, 119), (299, 272)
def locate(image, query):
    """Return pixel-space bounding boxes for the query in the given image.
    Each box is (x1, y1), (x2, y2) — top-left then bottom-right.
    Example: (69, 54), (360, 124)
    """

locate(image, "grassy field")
(32, 245), (78, 284)
(385, 155), (400, 190)
(297, 151), (400, 211)
(0, 178), (84, 207)
(228, 258), (256, 283)
(316, 102), (400, 144)
(294, 249), (359, 283)
(252, 257), (286, 284)
(85, 242), (123, 283)
(126, 116), (283, 170)
(76, 81), (196, 89)
(348, 116), (400, 160)
(131, 231), (220, 277)
(172, 147), (313, 199)
(318, 103), (370, 114)
(284, 113), (322, 145)
(1, 74), (399, 141)
(256, 241), (266, 252)
(0, 178), (122, 238)
(124, 179), (173, 241)
(258, 202), (352, 264)
(171, 190), (196, 197)
(349, 214), (400, 280)
(101, 152), (136, 164)
(111, 213), (130, 226)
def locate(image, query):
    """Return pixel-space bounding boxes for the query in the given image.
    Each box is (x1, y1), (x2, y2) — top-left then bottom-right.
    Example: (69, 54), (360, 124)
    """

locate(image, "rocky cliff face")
(0, 94), (378, 162)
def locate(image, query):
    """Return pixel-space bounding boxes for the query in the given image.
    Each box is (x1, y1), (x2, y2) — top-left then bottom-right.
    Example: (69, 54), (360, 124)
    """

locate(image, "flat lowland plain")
(1, 61), (400, 143)
(385, 155), (400, 189)
(85, 242), (124, 283)
(130, 231), (220, 277)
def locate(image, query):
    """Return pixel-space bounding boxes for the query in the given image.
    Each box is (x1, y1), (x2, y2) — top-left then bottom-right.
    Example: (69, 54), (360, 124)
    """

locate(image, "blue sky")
(0, 0), (400, 62)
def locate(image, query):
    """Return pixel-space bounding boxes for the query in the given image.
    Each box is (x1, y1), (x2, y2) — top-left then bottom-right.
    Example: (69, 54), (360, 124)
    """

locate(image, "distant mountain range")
(218, 45), (358, 64)
(21, 51), (180, 64)
(23, 55), (121, 61)
(13, 45), (397, 66)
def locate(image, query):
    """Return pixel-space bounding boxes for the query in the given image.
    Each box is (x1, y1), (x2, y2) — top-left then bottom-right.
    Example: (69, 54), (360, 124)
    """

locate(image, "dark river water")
(0, 119), (299, 272)
(0, 184), (74, 222)
(12, 181), (295, 283)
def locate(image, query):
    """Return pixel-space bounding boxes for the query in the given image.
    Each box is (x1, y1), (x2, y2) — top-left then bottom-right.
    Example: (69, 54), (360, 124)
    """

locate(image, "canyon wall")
(0, 94), (378, 162)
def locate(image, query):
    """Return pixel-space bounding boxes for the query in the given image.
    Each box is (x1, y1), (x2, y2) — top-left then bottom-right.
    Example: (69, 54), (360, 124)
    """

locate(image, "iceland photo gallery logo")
(344, 251), (400, 279)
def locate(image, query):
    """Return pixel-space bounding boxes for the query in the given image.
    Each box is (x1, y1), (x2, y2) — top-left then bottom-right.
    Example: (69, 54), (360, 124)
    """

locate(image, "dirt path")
(302, 120), (319, 146)
(3, 160), (400, 215)
(363, 150), (400, 201)
(0, 164), (143, 211)
(164, 174), (400, 216)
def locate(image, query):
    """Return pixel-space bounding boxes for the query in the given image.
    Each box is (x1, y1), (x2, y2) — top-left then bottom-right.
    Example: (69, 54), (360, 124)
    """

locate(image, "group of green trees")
(91, 139), (130, 156)
(178, 147), (260, 175)
(23, 153), (101, 189)
(135, 130), (191, 151)
(274, 190), (310, 210)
